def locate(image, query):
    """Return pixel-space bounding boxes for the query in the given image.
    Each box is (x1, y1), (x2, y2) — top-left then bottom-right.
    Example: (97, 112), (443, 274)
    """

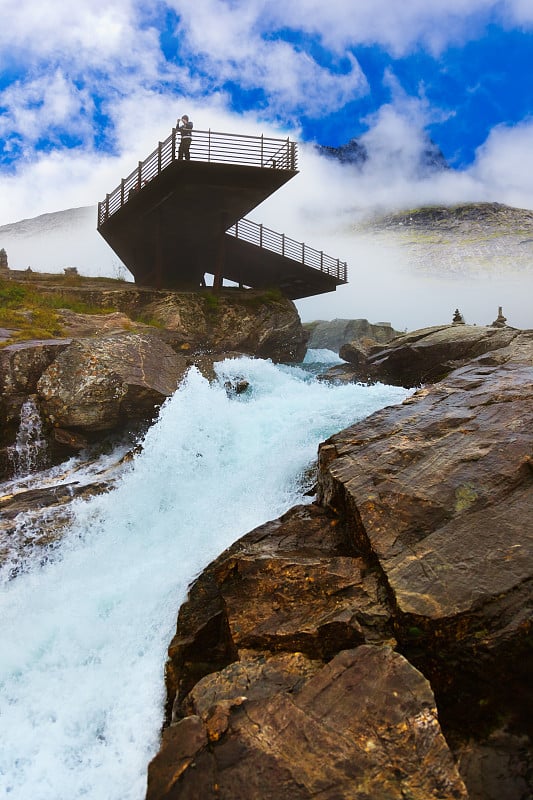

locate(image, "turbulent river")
(0, 352), (409, 799)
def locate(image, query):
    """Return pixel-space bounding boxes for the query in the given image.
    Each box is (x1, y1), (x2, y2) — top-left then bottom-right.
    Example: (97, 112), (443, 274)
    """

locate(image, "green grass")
(0, 280), (117, 345)
(203, 292), (220, 313)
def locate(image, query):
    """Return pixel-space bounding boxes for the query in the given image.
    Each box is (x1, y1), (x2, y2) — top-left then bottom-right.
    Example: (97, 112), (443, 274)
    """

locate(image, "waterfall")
(8, 397), (49, 476)
(0, 355), (410, 800)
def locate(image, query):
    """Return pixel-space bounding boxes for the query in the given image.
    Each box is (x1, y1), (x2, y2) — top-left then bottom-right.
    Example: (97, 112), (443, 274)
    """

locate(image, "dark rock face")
(332, 324), (519, 387)
(149, 330), (533, 800)
(149, 505), (467, 799)
(317, 137), (448, 173)
(0, 340), (72, 473)
(304, 317), (400, 354)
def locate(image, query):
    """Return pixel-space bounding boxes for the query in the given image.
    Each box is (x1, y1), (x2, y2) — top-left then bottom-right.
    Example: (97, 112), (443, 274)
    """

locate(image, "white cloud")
(0, 71), (94, 152)
(171, 0), (533, 61)
(469, 119), (533, 208)
(168, 0), (367, 118)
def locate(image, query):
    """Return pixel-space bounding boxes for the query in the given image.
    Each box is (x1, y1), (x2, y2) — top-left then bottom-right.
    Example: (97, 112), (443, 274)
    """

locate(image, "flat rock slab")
(147, 646), (467, 800)
(318, 334), (533, 643)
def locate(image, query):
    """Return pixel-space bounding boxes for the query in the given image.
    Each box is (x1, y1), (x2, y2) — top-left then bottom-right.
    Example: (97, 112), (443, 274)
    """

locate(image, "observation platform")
(97, 128), (347, 298)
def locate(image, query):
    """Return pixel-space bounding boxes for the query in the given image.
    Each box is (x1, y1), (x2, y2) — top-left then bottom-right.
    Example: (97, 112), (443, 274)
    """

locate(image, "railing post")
(171, 127), (176, 161)
(105, 193), (109, 218)
(291, 141), (296, 170)
(208, 129), (211, 162)
(158, 142), (162, 173)
(235, 219), (239, 238)
(320, 251), (323, 271)
(282, 233), (285, 257)
(302, 242), (305, 263)
(259, 224), (263, 248)
(137, 161), (142, 188)
(261, 134), (263, 167)
(120, 179), (125, 206)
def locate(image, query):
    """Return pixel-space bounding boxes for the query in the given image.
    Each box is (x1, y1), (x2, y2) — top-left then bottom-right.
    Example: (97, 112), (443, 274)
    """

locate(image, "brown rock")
(317, 332), (533, 774)
(165, 503), (395, 713)
(148, 330), (533, 799)
(56, 309), (142, 337)
(454, 728), (532, 800)
(29, 285), (308, 363)
(142, 290), (308, 362)
(37, 332), (189, 431)
(330, 324), (519, 387)
(148, 647), (467, 800)
(318, 333), (533, 632)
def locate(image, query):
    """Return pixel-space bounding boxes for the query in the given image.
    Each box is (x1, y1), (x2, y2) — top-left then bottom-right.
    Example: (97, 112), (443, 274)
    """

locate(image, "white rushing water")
(0, 354), (409, 799)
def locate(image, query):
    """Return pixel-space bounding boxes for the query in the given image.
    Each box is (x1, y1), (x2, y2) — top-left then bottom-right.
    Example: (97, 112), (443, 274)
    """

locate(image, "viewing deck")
(97, 128), (347, 297)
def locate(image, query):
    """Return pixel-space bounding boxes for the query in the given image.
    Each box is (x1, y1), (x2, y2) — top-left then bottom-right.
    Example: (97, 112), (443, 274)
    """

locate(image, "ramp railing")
(97, 129), (298, 227)
(226, 218), (347, 283)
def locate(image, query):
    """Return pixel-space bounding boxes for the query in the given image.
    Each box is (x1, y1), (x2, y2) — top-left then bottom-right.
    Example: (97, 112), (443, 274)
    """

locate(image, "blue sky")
(0, 0), (532, 224)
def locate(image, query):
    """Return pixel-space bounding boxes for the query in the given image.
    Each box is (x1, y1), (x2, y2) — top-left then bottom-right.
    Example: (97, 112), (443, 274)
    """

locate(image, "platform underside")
(98, 159), (346, 298)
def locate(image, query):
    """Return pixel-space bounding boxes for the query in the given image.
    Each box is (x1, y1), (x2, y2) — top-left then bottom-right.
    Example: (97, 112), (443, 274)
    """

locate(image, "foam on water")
(0, 356), (409, 799)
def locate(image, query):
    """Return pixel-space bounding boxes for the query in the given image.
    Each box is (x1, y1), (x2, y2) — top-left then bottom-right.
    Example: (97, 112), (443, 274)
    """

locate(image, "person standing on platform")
(177, 114), (193, 161)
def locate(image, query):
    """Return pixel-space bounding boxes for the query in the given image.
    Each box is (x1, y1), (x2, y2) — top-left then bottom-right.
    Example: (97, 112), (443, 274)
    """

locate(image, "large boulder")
(27, 286), (308, 363)
(149, 504), (467, 800)
(334, 324), (519, 387)
(318, 332), (533, 787)
(148, 646), (467, 800)
(37, 332), (189, 431)
(141, 291), (308, 362)
(0, 339), (71, 444)
(304, 317), (399, 353)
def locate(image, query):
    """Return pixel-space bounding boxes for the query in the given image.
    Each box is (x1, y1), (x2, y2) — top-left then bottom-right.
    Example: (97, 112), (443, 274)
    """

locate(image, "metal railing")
(97, 128), (298, 227)
(226, 218), (347, 283)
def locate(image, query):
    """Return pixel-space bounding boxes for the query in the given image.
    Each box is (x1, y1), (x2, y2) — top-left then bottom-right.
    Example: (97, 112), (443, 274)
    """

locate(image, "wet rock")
(318, 332), (533, 629)
(317, 331), (533, 773)
(52, 427), (88, 450)
(328, 323), (520, 387)
(152, 504), (466, 798)
(0, 339), (71, 432)
(148, 646), (467, 800)
(150, 330), (533, 798)
(164, 503), (395, 714)
(37, 332), (189, 431)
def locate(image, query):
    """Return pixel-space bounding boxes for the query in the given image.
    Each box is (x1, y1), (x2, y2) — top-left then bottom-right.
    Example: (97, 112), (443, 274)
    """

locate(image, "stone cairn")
(0, 247), (8, 276)
(491, 306), (507, 328)
(452, 308), (465, 324)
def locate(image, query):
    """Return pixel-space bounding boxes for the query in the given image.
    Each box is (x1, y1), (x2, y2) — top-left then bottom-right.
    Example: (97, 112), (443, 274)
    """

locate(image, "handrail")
(226, 218), (347, 283)
(97, 128), (298, 227)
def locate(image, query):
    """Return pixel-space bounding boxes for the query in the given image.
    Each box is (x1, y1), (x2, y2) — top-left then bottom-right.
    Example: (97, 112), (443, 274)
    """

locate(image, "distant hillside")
(0, 206), (129, 279)
(357, 202), (533, 279)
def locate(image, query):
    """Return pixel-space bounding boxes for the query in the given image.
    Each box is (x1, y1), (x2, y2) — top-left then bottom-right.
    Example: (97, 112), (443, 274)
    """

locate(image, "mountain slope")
(360, 202), (533, 278)
(0, 206), (130, 279)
